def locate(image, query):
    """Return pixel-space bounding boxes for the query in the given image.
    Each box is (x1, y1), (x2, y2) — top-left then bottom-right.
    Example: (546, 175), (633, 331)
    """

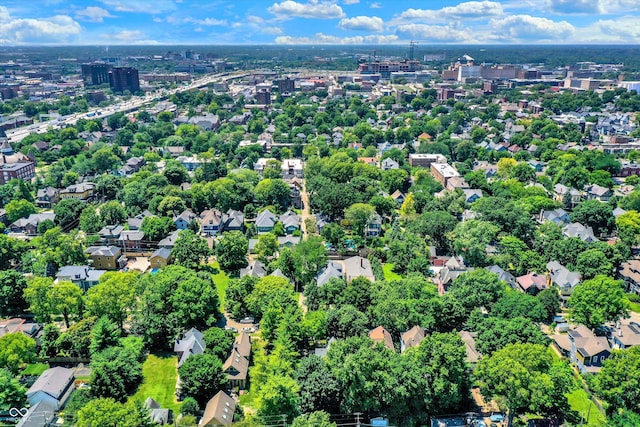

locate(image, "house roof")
(232, 332), (251, 359)
(569, 325), (611, 357)
(401, 326), (425, 350)
(563, 222), (598, 242)
(151, 247), (172, 260)
(369, 326), (394, 350)
(174, 328), (205, 367)
(16, 401), (56, 427)
(459, 331), (481, 363)
(240, 260), (267, 278)
(223, 349), (249, 381)
(85, 245), (121, 257)
(98, 224), (124, 237)
(201, 391), (236, 426)
(614, 322), (640, 348)
(255, 210), (277, 228)
(486, 265), (517, 288)
(119, 230), (145, 241)
(516, 272), (548, 292)
(158, 230), (180, 248)
(201, 209), (223, 226)
(26, 367), (74, 400)
(547, 261), (581, 288)
(344, 256), (375, 282)
(317, 261), (344, 287)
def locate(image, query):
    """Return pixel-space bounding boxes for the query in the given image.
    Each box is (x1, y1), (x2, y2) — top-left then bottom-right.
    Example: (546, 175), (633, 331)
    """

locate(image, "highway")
(5, 71), (247, 144)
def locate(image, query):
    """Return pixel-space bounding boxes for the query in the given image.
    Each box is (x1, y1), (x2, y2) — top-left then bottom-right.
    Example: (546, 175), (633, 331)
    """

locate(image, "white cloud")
(546, 0), (640, 14)
(343, 0), (360, 4)
(0, 6), (81, 44)
(268, 1), (345, 19)
(370, 2), (382, 8)
(338, 15), (383, 32)
(574, 16), (640, 42)
(75, 6), (114, 23)
(395, 23), (473, 42)
(396, 1), (503, 22)
(100, 30), (159, 44)
(100, 0), (176, 14)
(490, 14), (574, 40)
(184, 17), (227, 26)
(275, 32), (398, 44)
(262, 26), (283, 35)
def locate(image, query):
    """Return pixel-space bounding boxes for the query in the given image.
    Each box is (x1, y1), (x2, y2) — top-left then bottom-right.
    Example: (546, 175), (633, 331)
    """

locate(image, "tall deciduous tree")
(593, 346), (640, 414)
(50, 281), (84, 328)
(0, 368), (27, 409)
(294, 355), (341, 414)
(90, 346), (143, 402)
(178, 354), (227, 406)
(449, 269), (506, 312)
(0, 270), (28, 317)
(476, 343), (573, 427)
(569, 276), (629, 330)
(0, 333), (36, 374)
(215, 231), (248, 274)
(173, 229), (212, 269)
(76, 398), (153, 427)
(86, 272), (138, 330)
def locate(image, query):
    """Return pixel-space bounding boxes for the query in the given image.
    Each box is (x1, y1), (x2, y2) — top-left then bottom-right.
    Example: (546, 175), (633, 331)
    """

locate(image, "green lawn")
(566, 388), (607, 427)
(130, 354), (181, 414)
(212, 261), (230, 311)
(22, 363), (49, 376)
(629, 301), (640, 313)
(383, 264), (402, 281)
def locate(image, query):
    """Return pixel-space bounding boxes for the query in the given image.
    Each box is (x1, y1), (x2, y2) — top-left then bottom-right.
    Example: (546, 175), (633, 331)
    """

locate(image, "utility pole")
(354, 412), (362, 427)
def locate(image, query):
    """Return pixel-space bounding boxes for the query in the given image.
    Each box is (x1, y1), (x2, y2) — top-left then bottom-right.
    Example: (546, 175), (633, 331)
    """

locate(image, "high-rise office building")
(81, 63), (111, 86)
(109, 67), (140, 93)
(277, 77), (295, 93)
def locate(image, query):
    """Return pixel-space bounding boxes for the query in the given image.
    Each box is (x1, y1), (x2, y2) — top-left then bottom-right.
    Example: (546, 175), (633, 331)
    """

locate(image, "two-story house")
(98, 224), (124, 245)
(85, 246), (125, 270)
(547, 261), (581, 304)
(619, 259), (640, 295)
(200, 209), (224, 236)
(59, 182), (95, 201)
(174, 209), (197, 230)
(568, 325), (611, 374)
(255, 210), (277, 234)
(366, 212), (383, 237)
(279, 210), (301, 235)
(56, 265), (106, 291)
(35, 187), (59, 208)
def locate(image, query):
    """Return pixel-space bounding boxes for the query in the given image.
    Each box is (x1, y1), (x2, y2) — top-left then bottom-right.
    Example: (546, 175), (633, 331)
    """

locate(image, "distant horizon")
(2, 1), (640, 46)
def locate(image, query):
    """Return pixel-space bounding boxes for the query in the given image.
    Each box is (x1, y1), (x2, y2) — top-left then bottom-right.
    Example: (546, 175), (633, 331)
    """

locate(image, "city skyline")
(1, 0), (640, 46)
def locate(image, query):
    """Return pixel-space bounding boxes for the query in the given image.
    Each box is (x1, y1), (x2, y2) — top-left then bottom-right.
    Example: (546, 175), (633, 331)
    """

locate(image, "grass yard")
(383, 264), (402, 281)
(566, 388), (607, 427)
(22, 363), (49, 376)
(131, 353), (181, 414)
(212, 260), (230, 311)
(629, 300), (640, 313)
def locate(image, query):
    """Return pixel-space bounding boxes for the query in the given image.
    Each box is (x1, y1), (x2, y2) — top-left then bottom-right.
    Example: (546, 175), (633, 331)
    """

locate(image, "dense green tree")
(178, 353), (227, 406)
(5, 199), (36, 223)
(90, 345), (143, 401)
(449, 269), (506, 312)
(173, 229), (213, 268)
(570, 199), (614, 235)
(163, 160), (189, 185)
(203, 327), (235, 361)
(0, 333), (36, 374)
(408, 210), (458, 250)
(246, 276), (296, 319)
(80, 206), (104, 233)
(140, 216), (176, 241)
(476, 343), (574, 427)
(254, 178), (291, 212)
(290, 236), (327, 289)
(593, 346), (640, 414)
(569, 276), (629, 330)
(537, 288), (561, 322)
(491, 291), (547, 323)
(255, 374), (300, 421)
(449, 220), (500, 266)
(225, 276), (258, 319)
(215, 231), (248, 274)
(99, 201), (127, 226)
(0, 368), (27, 409)
(40, 324), (60, 358)
(474, 316), (548, 355)
(291, 411), (336, 427)
(53, 198), (86, 229)
(76, 398), (152, 427)
(49, 280), (84, 328)
(326, 304), (369, 339)
(0, 235), (26, 270)
(575, 249), (614, 280)
(55, 317), (96, 358)
(156, 195), (187, 217)
(0, 270), (28, 317)
(90, 316), (121, 355)
(86, 272), (137, 330)
(254, 232), (279, 262)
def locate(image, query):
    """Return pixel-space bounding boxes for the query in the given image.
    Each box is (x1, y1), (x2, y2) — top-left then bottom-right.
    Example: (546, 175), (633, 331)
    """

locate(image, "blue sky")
(1, 0), (640, 45)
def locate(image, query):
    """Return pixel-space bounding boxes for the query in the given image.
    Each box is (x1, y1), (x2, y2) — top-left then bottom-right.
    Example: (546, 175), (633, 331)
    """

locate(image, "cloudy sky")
(1, 0), (640, 45)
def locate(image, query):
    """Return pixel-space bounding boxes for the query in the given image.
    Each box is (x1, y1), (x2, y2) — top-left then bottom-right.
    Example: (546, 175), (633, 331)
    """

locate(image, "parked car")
(241, 327), (255, 333)
(224, 326), (237, 333)
(239, 316), (255, 324)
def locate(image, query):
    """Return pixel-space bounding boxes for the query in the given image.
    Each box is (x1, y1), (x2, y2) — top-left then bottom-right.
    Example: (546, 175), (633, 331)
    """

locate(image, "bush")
(181, 397), (200, 416)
